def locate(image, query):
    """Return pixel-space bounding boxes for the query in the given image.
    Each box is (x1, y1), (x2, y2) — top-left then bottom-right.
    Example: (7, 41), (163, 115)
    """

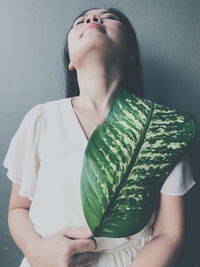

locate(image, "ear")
(68, 62), (75, 71)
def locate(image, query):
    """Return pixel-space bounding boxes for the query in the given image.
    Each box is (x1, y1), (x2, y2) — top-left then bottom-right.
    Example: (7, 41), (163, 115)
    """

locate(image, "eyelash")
(75, 15), (117, 25)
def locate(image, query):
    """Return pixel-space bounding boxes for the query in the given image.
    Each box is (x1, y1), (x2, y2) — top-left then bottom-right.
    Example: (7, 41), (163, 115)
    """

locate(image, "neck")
(74, 55), (124, 113)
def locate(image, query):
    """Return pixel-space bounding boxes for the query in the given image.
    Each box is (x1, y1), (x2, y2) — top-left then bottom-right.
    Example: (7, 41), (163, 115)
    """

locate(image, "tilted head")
(63, 7), (144, 98)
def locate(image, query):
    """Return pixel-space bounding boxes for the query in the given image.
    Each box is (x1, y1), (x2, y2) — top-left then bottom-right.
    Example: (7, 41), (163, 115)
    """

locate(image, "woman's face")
(67, 8), (129, 67)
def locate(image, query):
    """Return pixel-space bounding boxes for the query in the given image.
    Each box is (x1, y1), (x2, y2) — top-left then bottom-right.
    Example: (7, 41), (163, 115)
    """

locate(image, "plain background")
(0, 1), (199, 266)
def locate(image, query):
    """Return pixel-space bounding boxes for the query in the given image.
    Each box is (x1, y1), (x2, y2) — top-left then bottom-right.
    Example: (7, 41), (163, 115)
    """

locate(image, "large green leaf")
(80, 89), (197, 238)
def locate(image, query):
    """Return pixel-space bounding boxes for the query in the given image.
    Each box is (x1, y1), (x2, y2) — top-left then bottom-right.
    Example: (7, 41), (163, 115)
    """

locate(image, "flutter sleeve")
(2, 104), (43, 200)
(160, 153), (196, 196)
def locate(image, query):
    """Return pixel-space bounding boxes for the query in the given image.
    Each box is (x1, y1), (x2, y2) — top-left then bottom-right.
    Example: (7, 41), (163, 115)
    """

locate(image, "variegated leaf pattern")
(80, 89), (197, 238)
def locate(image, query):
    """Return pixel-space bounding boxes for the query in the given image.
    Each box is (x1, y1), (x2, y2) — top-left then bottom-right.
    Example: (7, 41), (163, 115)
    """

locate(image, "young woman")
(3, 7), (197, 267)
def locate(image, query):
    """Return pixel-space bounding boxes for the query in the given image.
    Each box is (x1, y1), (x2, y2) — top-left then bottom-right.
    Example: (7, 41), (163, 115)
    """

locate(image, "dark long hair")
(63, 7), (144, 98)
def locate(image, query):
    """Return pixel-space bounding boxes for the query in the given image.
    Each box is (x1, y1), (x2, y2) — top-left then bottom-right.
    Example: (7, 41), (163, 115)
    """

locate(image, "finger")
(70, 238), (96, 255)
(89, 236), (97, 250)
(60, 226), (93, 239)
(72, 252), (99, 267)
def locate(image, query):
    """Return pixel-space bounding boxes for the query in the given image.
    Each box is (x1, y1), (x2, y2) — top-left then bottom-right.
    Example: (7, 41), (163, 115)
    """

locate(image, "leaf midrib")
(94, 102), (155, 236)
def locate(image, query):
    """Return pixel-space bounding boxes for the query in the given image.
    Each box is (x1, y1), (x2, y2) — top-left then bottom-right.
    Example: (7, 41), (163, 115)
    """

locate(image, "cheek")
(117, 26), (129, 50)
(67, 33), (77, 56)
(111, 28), (128, 48)
(109, 23), (127, 41)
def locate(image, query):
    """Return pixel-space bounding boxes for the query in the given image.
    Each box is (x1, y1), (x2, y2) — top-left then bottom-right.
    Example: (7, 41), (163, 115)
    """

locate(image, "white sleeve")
(2, 104), (43, 200)
(160, 153), (196, 196)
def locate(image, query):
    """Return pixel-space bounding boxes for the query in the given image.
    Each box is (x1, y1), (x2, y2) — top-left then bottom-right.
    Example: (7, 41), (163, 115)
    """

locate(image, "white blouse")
(3, 97), (196, 267)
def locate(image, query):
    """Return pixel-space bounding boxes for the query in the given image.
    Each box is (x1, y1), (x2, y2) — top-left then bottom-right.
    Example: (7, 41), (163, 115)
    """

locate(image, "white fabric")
(3, 97), (196, 267)
(3, 104), (43, 200)
(160, 153), (196, 196)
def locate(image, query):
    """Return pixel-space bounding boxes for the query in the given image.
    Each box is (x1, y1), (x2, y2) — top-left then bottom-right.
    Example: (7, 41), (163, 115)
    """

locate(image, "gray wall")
(0, 0), (199, 266)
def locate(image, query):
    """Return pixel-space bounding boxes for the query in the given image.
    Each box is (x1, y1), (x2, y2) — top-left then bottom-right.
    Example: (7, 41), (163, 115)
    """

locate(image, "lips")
(81, 23), (106, 37)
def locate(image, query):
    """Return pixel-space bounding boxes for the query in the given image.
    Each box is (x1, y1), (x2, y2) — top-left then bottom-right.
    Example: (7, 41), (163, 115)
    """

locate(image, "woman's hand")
(26, 226), (98, 267)
(7, 184), (98, 266)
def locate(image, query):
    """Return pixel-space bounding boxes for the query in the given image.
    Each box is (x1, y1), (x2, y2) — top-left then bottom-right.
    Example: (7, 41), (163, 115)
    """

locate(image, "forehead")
(84, 8), (110, 16)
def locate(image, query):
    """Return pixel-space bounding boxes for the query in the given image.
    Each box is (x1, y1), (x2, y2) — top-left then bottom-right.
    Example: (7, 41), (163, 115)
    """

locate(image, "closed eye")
(76, 20), (84, 25)
(102, 15), (118, 20)
(75, 14), (118, 26)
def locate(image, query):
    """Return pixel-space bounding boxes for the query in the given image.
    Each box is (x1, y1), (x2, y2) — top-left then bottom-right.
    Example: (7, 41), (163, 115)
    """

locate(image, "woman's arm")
(8, 183), (98, 267)
(7, 182), (41, 257)
(129, 193), (185, 267)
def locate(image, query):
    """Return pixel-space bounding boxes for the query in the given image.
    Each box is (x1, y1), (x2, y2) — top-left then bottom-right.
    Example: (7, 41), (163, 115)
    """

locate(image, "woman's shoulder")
(128, 91), (197, 137)
(26, 97), (71, 119)
(13, 97), (69, 134)
(41, 97), (67, 110)
(131, 92), (195, 121)
(42, 97), (71, 120)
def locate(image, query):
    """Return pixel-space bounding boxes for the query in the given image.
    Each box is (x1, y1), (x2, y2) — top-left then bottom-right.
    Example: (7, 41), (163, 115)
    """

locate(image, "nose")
(85, 14), (102, 24)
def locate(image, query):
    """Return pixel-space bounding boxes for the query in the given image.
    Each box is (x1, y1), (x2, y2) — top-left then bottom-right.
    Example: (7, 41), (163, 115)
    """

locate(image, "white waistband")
(94, 211), (156, 252)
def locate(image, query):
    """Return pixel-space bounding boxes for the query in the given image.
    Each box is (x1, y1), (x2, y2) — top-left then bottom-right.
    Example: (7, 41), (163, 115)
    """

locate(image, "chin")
(80, 34), (114, 51)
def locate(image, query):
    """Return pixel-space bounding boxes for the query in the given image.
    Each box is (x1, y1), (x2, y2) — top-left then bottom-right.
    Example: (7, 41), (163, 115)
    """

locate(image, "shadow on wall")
(143, 52), (200, 267)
